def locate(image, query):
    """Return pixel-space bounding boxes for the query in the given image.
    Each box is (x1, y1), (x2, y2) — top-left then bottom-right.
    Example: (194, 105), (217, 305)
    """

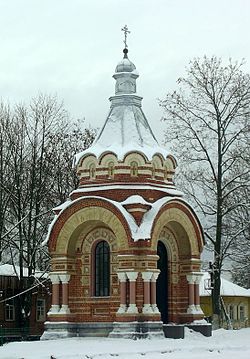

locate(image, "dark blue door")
(156, 241), (168, 323)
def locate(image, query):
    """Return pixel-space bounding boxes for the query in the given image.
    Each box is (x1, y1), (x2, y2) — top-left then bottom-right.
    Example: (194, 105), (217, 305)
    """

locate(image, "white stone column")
(126, 272), (138, 314)
(151, 272), (160, 314)
(194, 273), (204, 314)
(58, 273), (71, 314)
(48, 273), (60, 315)
(117, 272), (128, 314)
(141, 272), (154, 314)
(186, 274), (196, 314)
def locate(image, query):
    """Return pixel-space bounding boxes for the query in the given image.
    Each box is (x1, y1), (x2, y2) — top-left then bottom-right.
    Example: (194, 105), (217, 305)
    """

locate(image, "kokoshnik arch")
(42, 32), (211, 338)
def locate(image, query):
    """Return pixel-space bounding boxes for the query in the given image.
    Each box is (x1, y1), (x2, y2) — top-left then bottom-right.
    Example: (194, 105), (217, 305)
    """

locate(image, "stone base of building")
(163, 324), (184, 339)
(186, 321), (212, 337)
(109, 321), (164, 339)
(41, 321), (114, 340)
(163, 322), (212, 339)
(41, 320), (212, 340)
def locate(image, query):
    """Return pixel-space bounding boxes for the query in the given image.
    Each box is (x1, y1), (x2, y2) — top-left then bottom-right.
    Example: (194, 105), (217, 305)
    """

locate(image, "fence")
(0, 326), (41, 345)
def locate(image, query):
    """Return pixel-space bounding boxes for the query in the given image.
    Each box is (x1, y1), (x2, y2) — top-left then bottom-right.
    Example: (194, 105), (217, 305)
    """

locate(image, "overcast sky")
(0, 0), (249, 141)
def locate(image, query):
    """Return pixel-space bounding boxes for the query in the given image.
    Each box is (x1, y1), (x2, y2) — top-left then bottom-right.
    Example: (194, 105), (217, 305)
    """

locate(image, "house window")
(239, 305), (245, 321)
(229, 305), (234, 320)
(36, 298), (46, 321)
(95, 241), (110, 296)
(5, 299), (15, 321)
(130, 161), (138, 177)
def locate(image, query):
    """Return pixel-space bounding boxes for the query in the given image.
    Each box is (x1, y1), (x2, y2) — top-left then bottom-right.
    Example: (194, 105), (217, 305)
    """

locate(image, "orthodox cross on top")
(121, 25), (130, 49)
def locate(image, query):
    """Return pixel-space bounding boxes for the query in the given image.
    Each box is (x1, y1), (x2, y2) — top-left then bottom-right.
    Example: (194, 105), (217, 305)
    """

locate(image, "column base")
(195, 305), (204, 314)
(142, 304), (154, 314)
(187, 304), (204, 315)
(127, 304), (138, 314)
(109, 321), (164, 339)
(187, 304), (197, 314)
(117, 304), (127, 314)
(48, 305), (60, 315)
(59, 305), (71, 314)
(41, 322), (114, 340)
(151, 304), (160, 314)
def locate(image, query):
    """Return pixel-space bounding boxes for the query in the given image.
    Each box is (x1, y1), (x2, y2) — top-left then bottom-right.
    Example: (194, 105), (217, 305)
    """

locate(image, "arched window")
(152, 163), (156, 179)
(130, 161), (138, 177)
(108, 162), (115, 179)
(164, 165), (169, 181)
(89, 164), (96, 179)
(95, 241), (110, 296)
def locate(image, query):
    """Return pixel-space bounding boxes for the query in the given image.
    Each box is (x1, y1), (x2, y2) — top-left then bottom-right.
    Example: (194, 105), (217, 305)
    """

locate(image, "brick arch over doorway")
(151, 201), (204, 324)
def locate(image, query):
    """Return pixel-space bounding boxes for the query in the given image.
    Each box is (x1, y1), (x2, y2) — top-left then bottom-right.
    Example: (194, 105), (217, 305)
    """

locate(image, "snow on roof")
(74, 52), (171, 167)
(121, 195), (151, 205)
(74, 104), (170, 166)
(0, 263), (47, 279)
(42, 194), (188, 246)
(200, 272), (250, 297)
(71, 184), (183, 197)
(53, 200), (72, 212)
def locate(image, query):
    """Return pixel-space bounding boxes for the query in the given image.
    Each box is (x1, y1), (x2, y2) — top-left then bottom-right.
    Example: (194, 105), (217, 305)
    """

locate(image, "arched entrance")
(156, 241), (168, 323)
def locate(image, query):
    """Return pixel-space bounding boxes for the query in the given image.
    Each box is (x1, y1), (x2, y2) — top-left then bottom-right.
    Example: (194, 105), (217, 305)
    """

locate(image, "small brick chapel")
(42, 40), (210, 339)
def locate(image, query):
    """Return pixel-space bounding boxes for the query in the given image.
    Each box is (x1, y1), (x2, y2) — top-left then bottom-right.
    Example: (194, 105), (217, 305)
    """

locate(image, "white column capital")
(58, 273), (71, 284)
(194, 272), (203, 284)
(117, 272), (127, 282)
(49, 273), (60, 284)
(126, 271), (138, 282)
(141, 271), (153, 282)
(186, 273), (196, 284)
(151, 271), (160, 282)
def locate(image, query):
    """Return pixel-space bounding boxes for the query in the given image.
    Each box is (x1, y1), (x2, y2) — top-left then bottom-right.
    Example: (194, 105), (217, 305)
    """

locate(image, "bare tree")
(0, 103), (14, 260)
(160, 56), (250, 326)
(0, 94), (96, 327)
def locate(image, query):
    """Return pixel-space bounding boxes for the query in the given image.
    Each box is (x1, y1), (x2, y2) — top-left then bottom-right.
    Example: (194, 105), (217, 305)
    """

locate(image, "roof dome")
(115, 49), (136, 73)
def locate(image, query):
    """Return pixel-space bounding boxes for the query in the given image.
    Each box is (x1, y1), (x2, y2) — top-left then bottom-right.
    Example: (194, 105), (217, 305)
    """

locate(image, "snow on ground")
(1, 328), (250, 359)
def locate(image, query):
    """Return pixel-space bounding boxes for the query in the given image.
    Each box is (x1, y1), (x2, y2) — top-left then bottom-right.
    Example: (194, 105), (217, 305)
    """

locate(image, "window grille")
(95, 241), (110, 296)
